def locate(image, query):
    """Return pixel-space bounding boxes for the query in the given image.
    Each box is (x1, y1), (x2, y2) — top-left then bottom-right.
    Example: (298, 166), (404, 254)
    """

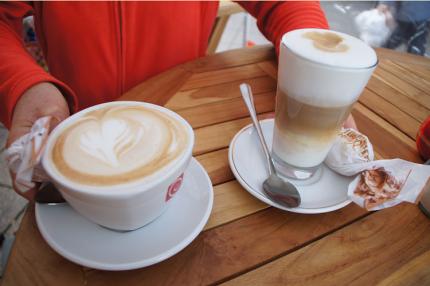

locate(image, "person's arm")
(1, 2), (78, 200)
(0, 2), (77, 130)
(237, 1), (329, 55)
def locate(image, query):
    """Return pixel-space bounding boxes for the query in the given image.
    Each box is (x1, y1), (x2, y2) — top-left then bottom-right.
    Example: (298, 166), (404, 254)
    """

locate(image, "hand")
(6, 82), (70, 200)
(377, 4), (396, 29)
(377, 4), (389, 13)
(343, 114), (357, 130)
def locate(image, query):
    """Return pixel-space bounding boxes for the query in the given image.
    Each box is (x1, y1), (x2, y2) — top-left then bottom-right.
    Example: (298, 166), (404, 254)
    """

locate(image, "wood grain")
(223, 204), (430, 286)
(396, 61), (430, 83)
(184, 45), (275, 73)
(376, 48), (430, 67)
(204, 180), (268, 230)
(366, 75), (430, 123)
(177, 91), (275, 129)
(352, 103), (422, 163)
(376, 250), (430, 286)
(379, 59), (430, 94)
(84, 205), (368, 286)
(359, 89), (421, 139)
(216, 1), (244, 18)
(196, 148), (233, 186)
(207, 16), (230, 54)
(193, 113), (274, 156)
(256, 61), (278, 80)
(181, 64), (266, 91)
(165, 76), (276, 110)
(2, 205), (84, 286)
(373, 67), (430, 110)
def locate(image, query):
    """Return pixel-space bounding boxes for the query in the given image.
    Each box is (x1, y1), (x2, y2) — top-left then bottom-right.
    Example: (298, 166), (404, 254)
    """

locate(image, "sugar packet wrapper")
(325, 128), (430, 211)
(4, 116), (52, 193)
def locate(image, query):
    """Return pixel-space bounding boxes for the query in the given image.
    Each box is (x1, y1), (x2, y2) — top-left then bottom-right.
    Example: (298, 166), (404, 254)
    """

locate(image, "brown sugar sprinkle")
(341, 129), (370, 161)
(353, 167), (405, 210)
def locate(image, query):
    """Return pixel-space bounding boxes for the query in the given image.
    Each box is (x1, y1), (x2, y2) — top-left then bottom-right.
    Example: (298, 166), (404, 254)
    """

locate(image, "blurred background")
(214, 1), (430, 56)
(1, 0), (429, 277)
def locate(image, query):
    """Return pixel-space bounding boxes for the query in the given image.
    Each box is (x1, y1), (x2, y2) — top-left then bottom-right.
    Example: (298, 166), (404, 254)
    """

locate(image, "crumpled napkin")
(4, 116), (52, 193)
(325, 128), (430, 211)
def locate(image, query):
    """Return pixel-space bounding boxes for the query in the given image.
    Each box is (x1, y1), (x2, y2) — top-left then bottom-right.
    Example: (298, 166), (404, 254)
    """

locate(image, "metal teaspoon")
(239, 83), (301, 208)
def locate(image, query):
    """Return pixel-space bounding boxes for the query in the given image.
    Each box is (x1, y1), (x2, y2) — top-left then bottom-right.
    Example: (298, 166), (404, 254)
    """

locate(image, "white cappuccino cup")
(42, 101), (194, 231)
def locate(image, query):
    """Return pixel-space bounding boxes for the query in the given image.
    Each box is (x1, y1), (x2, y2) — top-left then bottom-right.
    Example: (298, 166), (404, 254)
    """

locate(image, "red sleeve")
(0, 2), (77, 129)
(237, 1), (329, 55)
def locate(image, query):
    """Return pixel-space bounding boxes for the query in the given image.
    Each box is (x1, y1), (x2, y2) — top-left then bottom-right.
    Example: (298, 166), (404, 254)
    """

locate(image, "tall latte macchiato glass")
(272, 28), (377, 180)
(42, 101), (194, 231)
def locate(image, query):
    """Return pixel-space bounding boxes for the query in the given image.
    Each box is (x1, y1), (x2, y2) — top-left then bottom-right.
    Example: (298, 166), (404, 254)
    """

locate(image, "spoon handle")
(240, 83), (277, 176)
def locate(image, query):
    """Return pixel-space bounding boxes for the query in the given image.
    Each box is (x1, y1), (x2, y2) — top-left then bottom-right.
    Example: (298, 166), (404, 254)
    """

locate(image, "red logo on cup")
(165, 173), (184, 202)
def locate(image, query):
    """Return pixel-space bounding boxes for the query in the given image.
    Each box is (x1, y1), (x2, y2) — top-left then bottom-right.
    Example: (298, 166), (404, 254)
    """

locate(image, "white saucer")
(35, 158), (213, 271)
(229, 119), (352, 214)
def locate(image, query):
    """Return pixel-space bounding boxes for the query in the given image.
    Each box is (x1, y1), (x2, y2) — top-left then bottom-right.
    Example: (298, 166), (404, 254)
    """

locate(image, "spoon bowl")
(263, 174), (301, 208)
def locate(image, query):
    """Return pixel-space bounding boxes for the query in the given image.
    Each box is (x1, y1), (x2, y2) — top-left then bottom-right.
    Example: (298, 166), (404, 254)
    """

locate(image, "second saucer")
(229, 119), (353, 214)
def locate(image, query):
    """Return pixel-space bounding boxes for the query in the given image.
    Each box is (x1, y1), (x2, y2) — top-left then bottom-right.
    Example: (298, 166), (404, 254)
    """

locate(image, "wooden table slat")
(223, 204), (430, 286)
(373, 67), (430, 110)
(2, 205), (84, 286)
(165, 75), (276, 111)
(196, 148), (233, 186)
(359, 89), (421, 139)
(396, 61), (430, 83)
(193, 113), (273, 156)
(181, 63), (267, 91)
(256, 61), (278, 80)
(183, 45), (275, 73)
(376, 48), (430, 67)
(352, 103), (422, 163)
(178, 91), (275, 129)
(376, 250), (430, 286)
(204, 180), (268, 231)
(379, 59), (430, 94)
(367, 75), (430, 123)
(84, 204), (368, 286)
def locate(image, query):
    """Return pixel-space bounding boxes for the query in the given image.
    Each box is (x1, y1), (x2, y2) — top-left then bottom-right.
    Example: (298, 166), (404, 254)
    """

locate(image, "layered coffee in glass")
(272, 28), (377, 180)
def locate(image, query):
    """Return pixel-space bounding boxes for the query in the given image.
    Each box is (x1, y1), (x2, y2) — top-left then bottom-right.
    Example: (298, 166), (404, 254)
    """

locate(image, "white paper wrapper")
(348, 159), (430, 210)
(325, 128), (374, 176)
(326, 128), (430, 211)
(4, 116), (51, 193)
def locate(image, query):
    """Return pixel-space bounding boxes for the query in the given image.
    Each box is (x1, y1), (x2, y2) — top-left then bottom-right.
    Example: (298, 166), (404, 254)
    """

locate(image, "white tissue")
(326, 128), (430, 211)
(4, 116), (51, 193)
(325, 128), (374, 176)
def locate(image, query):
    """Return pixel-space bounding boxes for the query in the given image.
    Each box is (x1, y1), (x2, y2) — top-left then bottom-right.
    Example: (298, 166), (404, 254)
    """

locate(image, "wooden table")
(3, 46), (430, 285)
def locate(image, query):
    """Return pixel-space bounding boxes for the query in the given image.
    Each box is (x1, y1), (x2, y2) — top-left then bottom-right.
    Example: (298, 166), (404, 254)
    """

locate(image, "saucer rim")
(228, 118), (352, 214)
(35, 157), (213, 271)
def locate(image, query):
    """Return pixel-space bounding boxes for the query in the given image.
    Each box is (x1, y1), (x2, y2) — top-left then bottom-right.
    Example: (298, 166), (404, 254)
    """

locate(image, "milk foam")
(278, 29), (377, 108)
(79, 118), (143, 167)
(283, 29), (377, 69)
(51, 105), (189, 186)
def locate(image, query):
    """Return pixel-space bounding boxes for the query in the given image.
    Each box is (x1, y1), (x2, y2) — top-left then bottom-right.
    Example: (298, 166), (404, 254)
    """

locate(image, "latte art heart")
(51, 105), (189, 186)
(79, 119), (143, 167)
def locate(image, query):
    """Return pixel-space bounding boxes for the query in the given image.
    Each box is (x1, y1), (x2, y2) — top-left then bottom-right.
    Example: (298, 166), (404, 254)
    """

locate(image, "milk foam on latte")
(284, 29), (377, 69)
(50, 105), (189, 186)
(273, 29), (377, 170)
